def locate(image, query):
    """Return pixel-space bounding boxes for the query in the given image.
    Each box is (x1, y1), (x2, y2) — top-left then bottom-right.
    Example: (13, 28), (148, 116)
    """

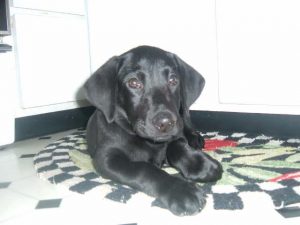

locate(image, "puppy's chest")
(129, 140), (167, 168)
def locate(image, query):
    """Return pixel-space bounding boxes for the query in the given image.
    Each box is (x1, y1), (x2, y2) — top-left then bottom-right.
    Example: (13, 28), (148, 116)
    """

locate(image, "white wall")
(87, 0), (300, 115)
(87, 0), (218, 111)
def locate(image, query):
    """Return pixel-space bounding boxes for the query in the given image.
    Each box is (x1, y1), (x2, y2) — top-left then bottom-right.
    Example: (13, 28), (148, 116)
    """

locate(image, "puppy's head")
(84, 46), (205, 142)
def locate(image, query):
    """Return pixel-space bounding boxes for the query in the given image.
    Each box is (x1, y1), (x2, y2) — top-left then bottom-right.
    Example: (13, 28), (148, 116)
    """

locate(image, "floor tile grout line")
(6, 185), (44, 202)
(0, 207), (37, 224)
(0, 164), (37, 184)
(8, 177), (74, 202)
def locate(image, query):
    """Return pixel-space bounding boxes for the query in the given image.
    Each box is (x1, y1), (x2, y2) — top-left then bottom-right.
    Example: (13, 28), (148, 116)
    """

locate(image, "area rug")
(33, 130), (300, 211)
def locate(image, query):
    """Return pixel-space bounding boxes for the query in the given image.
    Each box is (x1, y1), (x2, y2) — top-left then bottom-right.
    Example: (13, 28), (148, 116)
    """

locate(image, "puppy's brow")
(131, 64), (141, 70)
(120, 65), (140, 76)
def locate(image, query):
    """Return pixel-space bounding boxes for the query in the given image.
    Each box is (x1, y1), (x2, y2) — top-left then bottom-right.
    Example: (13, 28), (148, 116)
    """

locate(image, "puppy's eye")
(128, 78), (144, 89)
(168, 74), (178, 86)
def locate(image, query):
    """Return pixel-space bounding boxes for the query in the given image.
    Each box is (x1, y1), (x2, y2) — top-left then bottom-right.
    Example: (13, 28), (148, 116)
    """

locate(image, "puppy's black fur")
(84, 46), (222, 216)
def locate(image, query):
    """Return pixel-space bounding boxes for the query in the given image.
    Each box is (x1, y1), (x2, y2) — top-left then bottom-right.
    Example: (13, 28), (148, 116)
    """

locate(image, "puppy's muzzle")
(152, 112), (176, 133)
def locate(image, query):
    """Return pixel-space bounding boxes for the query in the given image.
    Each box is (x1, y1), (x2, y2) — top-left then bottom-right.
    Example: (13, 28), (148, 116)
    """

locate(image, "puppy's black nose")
(152, 113), (175, 133)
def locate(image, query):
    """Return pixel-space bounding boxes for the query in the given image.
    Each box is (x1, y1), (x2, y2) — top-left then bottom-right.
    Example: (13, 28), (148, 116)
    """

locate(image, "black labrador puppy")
(84, 46), (222, 216)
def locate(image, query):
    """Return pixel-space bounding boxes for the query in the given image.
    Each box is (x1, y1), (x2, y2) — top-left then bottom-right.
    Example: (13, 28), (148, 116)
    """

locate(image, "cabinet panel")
(0, 49), (15, 145)
(14, 13), (90, 109)
(12, 0), (85, 15)
(217, 0), (300, 106)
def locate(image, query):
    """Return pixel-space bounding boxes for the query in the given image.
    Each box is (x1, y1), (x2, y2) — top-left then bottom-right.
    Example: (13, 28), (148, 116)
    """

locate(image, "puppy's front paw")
(181, 152), (223, 183)
(197, 157), (223, 182)
(160, 180), (206, 216)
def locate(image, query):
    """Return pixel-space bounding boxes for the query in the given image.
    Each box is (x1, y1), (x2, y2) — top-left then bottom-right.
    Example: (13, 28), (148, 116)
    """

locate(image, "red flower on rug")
(204, 139), (238, 151)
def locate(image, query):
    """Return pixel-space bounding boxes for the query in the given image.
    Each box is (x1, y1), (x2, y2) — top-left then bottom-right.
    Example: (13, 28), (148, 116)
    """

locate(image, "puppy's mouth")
(137, 132), (175, 143)
(133, 120), (179, 143)
(148, 134), (174, 143)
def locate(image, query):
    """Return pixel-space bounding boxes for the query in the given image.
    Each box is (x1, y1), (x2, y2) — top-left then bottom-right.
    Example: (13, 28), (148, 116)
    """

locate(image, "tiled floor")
(1, 129), (300, 225)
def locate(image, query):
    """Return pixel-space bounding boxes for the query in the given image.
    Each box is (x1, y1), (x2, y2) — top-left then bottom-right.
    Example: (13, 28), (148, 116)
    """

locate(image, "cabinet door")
(14, 12), (90, 108)
(217, 0), (300, 106)
(0, 51), (15, 145)
(12, 0), (86, 15)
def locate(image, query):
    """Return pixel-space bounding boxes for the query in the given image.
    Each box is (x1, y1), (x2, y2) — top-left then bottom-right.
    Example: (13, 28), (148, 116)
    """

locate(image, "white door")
(13, 12), (90, 109)
(216, 0), (300, 107)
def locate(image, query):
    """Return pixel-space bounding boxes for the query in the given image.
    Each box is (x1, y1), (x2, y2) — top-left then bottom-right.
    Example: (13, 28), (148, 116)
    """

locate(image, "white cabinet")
(216, 0), (300, 111)
(14, 12), (90, 109)
(0, 44), (16, 146)
(12, 2), (91, 117)
(12, 0), (85, 15)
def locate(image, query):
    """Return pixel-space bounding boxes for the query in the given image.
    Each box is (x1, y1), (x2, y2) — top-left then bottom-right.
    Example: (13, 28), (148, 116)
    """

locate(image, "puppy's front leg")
(167, 138), (223, 182)
(93, 148), (206, 216)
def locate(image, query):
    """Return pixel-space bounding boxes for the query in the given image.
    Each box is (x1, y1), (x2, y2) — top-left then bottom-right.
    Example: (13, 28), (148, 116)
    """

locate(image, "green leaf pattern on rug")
(233, 167), (280, 181)
(206, 145), (300, 185)
(286, 152), (300, 163)
(69, 149), (96, 172)
(213, 164), (246, 185)
(255, 160), (300, 169)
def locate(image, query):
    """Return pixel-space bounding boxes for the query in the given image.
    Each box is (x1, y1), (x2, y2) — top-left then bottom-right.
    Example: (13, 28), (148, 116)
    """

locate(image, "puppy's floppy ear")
(84, 56), (119, 123)
(173, 54), (205, 113)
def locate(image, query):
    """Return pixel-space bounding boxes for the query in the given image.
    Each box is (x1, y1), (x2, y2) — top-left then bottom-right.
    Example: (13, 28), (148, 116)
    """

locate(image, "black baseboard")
(15, 106), (96, 141)
(15, 108), (300, 141)
(190, 110), (300, 138)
